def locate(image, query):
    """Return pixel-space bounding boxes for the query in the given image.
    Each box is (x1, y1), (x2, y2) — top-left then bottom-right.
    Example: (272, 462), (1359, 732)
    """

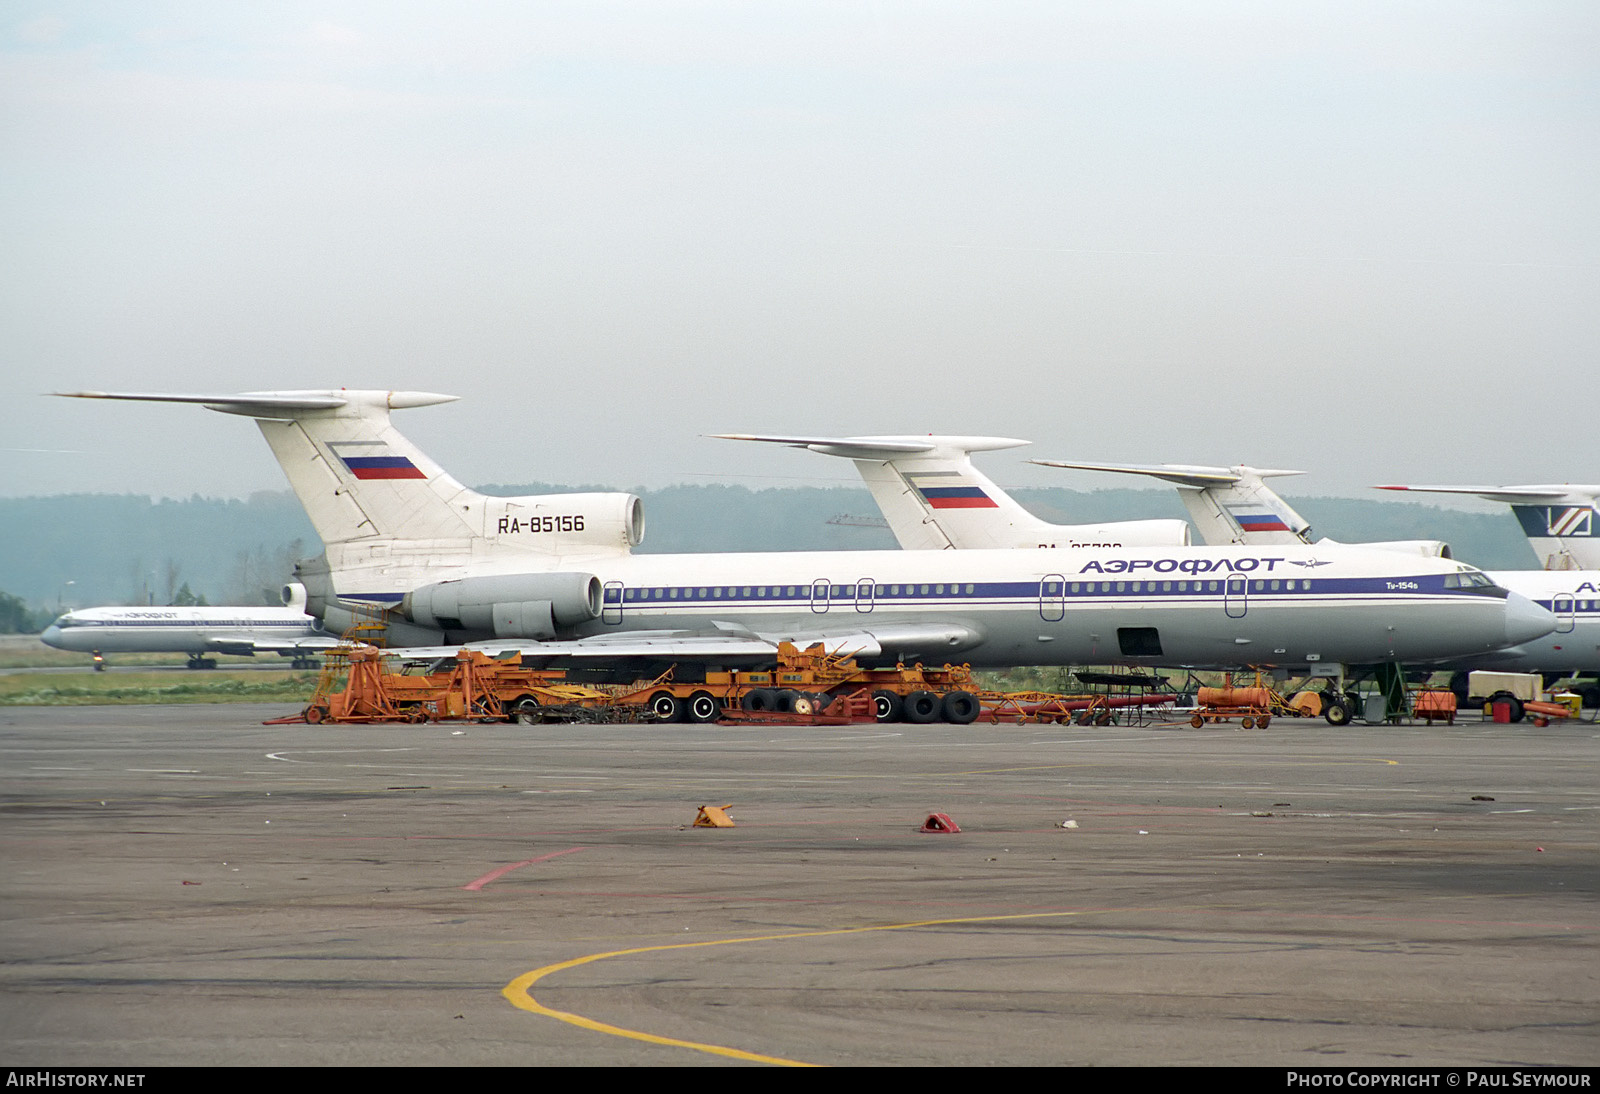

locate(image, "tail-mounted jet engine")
(401, 573), (603, 640)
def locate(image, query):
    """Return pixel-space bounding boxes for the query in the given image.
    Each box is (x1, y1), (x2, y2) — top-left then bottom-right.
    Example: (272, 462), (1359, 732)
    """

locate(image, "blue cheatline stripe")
(590, 575), (1490, 606)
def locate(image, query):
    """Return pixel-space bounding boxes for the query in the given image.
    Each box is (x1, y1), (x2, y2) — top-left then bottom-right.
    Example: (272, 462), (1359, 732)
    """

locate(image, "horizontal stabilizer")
(1029, 460), (1305, 488)
(711, 433), (1029, 460)
(1376, 484), (1598, 505)
(56, 390), (458, 419)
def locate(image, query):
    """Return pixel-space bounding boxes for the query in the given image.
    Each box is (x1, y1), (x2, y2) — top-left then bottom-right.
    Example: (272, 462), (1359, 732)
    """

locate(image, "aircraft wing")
(1029, 460), (1304, 487)
(203, 636), (344, 657)
(388, 621), (982, 666)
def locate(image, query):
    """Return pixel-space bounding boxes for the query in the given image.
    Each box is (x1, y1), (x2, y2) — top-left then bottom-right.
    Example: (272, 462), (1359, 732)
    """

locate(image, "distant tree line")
(0, 591), (45, 634)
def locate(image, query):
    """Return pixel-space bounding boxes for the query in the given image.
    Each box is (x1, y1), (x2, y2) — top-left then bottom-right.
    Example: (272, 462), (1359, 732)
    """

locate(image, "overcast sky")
(3, 1), (1596, 507)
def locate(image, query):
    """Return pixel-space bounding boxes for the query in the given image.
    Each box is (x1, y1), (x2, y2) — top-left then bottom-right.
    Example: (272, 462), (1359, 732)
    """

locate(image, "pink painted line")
(463, 846), (586, 891)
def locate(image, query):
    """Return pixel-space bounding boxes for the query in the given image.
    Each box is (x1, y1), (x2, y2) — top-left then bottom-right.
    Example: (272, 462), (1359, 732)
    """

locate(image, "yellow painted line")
(502, 910), (1087, 1066)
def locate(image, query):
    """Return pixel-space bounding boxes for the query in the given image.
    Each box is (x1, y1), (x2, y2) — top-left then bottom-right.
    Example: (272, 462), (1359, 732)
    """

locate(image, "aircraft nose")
(1503, 593), (1557, 648)
(41, 624), (63, 649)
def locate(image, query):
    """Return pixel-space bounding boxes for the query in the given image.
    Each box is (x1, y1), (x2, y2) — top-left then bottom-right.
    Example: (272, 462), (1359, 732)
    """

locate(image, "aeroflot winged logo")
(328, 441), (427, 480)
(906, 471), (999, 510)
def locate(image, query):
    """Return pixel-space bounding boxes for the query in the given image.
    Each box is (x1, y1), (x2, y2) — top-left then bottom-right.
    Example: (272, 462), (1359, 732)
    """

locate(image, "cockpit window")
(1444, 570), (1505, 596)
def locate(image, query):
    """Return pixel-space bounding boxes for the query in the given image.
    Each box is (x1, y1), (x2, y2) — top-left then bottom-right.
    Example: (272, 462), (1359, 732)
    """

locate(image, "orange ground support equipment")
(287, 647), (623, 725)
(1411, 689), (1458, 725)
(1523, 700), (1577, 728)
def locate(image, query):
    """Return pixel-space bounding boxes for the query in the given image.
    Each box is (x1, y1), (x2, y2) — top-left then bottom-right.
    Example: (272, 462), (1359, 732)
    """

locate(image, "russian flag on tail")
(329, 441), (428, 480)
(907, 472), (999, 510)
(1227, 507), (1292, 533)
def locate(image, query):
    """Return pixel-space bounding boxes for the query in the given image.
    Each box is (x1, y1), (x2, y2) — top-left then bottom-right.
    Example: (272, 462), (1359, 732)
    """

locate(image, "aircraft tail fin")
(59, 390), (475, 545)
(1376, 484), (1600, 570)
(1030, 460), (1312, 545)
(56, 390), (646, 562)
(712, 434), (1190, 549)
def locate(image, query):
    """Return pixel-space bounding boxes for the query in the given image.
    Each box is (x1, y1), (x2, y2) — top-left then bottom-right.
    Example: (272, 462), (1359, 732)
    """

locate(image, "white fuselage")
(330, 541), (1552, 670)
(41, 606), (326, 656)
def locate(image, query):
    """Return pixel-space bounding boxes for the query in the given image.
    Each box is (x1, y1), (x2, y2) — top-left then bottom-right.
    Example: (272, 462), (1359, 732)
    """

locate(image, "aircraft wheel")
(903, 690), (941, 724)
(941, 690), (980, 725)
(649, 691), (684, 723)
(686, 691), (721, 724)
(872, 690), (904, 723)
(1324, 699), (1352, 726)
(1580, 685), (1600, 710)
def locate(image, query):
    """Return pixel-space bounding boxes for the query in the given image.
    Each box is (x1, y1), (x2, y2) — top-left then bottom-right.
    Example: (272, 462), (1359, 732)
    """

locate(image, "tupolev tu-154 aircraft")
(57, 392), (1553, 680)
(730, 433), (1590, 709)
(40, 584), (336, 669)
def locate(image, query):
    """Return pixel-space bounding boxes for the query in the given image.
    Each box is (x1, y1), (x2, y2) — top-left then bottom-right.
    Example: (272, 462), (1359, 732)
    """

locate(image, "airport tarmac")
(1, 704), (1595, 1067)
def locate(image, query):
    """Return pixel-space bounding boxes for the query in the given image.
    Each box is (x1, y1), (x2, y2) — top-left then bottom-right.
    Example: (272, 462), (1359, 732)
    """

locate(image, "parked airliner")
(42, 593), (335, 669)
(57, 392), (1552, 681)
(746, 435), (1589, 707)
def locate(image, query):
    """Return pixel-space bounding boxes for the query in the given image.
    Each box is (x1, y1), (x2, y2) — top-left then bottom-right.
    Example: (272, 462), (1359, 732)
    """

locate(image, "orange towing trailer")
(274, 642), (1180, 728)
